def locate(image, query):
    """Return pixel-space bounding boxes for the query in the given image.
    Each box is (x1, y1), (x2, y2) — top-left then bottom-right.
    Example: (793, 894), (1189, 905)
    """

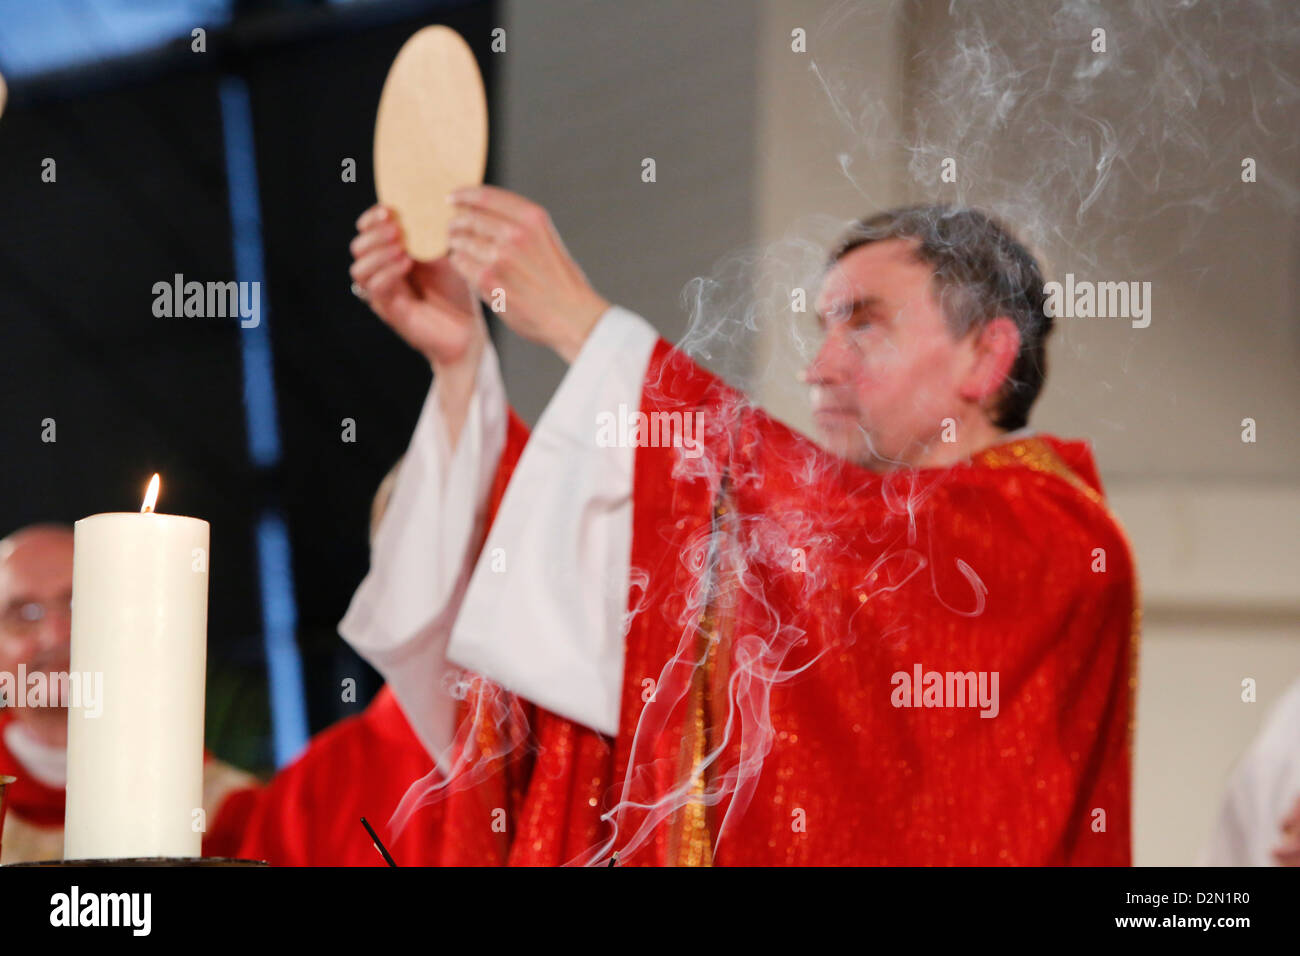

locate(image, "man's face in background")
(805, 239), (981, 470)
(0, 527), (74, 745)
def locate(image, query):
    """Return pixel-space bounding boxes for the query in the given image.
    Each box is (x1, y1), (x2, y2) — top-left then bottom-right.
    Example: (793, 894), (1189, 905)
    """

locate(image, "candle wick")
(141, 473), (161, 514)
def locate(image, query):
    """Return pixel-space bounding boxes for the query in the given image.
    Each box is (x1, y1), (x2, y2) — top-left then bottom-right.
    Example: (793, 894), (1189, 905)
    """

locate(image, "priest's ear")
(959, 316), (1021, 409)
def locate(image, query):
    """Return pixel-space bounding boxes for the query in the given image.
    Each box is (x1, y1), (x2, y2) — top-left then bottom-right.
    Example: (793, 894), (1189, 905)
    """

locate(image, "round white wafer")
(373, 26), (488, 261)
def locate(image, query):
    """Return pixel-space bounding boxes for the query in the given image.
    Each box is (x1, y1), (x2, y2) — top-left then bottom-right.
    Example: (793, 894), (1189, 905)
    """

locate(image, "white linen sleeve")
(446, 306), (660, 737)
(338, 338), (508, 774)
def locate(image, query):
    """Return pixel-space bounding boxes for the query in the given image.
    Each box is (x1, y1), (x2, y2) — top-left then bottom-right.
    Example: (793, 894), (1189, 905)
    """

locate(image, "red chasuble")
(430, 336), (1138, 867)
(235, 685), (448, 866)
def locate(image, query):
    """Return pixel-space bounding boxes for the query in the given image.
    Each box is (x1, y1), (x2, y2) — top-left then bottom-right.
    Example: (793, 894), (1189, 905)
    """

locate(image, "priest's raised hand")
(349, 203), (487, 446)
(445, 185), (610, 363)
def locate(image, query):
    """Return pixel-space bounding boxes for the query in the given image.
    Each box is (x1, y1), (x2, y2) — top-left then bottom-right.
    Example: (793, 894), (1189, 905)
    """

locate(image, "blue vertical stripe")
(219, 74), (309, 766)
(218, 76), (281, 467)
(255, 512), (309, 766)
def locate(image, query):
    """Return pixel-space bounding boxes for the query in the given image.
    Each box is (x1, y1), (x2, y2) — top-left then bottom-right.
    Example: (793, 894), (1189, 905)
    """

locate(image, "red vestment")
(236, 408), (536, 866)
(236, 685), (449, 865)
(433, 337), (1138, 866)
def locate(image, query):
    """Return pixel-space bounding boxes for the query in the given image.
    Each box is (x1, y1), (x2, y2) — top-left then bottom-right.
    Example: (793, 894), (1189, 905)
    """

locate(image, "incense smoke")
(583, 0), (1299, 865)
(390, 0), (1299, 865)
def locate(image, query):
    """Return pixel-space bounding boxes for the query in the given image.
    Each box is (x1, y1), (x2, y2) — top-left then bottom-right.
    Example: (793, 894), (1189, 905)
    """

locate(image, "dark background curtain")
(0, 0), (499, 773)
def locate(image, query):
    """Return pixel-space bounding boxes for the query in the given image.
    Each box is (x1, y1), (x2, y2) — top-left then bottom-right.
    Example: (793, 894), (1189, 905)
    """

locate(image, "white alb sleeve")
(338, 339), (508, 774)
(446, 306), (659, 737)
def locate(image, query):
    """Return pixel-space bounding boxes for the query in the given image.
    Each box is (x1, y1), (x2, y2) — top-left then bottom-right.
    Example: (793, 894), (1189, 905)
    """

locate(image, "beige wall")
(497, 0), (759, 421)
(499, 0), (1300, 865)
(752, 0), (1300, 867)
(1135, 618), (1300, 866)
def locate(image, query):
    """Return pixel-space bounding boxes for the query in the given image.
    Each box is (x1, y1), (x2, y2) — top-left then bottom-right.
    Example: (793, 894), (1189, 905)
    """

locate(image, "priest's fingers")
(447, 248), (489, 293)
(449, 184), (542, 227)
(366, 256), (414, 299)
(355, 204), (393, 232)
(350, 221), (401, 259)
(447, 243), (505, 301)
(448, 210), (517, 246)
(446, 232), (503, 275)
(350, 243), (408, 285)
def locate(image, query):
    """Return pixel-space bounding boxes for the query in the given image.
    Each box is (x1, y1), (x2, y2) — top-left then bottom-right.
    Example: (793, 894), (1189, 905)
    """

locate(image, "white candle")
(64, 475), (210, 859)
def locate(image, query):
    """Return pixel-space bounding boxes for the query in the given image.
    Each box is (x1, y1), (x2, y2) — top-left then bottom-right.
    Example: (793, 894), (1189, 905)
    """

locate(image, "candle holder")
(2, 777), (265, 866)
(6, 857), (267, 867)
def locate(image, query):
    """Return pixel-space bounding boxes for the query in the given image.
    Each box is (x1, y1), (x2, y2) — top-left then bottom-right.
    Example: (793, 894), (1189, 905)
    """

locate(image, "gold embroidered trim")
(668, 497), (732, 867)
(974, 438), (1104, 506)
(669, 613), (716, 867)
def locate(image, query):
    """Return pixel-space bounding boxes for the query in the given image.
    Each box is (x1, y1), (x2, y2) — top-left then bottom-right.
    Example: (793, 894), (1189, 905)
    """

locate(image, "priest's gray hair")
(827, 205), (1052, 433)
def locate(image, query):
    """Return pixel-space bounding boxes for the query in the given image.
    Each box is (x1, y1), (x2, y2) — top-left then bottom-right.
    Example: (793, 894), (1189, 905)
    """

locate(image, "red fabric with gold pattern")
(462, 338), (1138, 866)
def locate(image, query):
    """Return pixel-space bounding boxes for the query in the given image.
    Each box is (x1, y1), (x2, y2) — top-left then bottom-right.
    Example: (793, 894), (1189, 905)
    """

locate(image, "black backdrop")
(0, 0), (499, 772)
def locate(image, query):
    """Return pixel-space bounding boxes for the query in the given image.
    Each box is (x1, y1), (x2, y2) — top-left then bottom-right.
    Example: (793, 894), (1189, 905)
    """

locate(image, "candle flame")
(141, 474), (160, 514)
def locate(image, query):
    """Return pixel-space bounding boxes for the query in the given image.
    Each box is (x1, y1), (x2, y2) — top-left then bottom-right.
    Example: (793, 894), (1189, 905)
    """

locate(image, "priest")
(341, 192), (1138, 865)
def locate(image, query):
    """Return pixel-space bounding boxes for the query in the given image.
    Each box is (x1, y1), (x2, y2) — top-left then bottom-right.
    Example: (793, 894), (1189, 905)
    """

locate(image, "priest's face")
(806, 239), (981, 469)
(0, 526), (75, 746)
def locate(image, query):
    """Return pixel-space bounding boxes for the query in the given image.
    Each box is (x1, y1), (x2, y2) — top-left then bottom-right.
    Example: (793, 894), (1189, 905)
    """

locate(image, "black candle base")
(4, 857), (267, 867)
